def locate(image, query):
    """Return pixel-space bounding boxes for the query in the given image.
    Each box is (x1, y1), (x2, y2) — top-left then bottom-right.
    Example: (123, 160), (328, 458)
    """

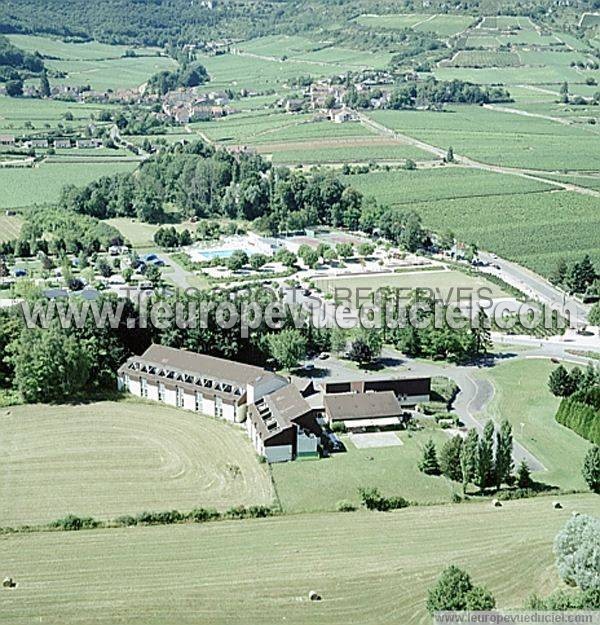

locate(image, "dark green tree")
(460, 428), (479, 494)
(582, 445), (600, 494)
(419, 438), (440, 475)
(495, 419), (514, 487)
(439, 435), (463, 482)
(476, 421), (495, 491)
(426, 566), (495, 614)
(517, 459), (533, 489)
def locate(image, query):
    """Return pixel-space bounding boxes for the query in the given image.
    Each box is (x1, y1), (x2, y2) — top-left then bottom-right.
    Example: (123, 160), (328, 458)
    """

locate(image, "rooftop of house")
(324, 390), (403, 421)
(123, 344), (282, 388)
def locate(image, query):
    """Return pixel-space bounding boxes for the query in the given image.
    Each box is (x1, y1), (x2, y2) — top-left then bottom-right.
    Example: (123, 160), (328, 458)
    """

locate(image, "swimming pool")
(198, 249), (236, 260)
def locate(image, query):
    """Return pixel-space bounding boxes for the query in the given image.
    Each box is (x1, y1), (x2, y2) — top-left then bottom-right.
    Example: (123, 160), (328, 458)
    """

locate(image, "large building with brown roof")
(117, 344), (288, 424)
(117, 344), (320, 462)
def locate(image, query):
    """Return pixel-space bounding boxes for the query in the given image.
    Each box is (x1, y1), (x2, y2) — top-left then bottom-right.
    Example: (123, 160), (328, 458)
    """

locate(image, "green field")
(0, 214), (23, 241)
(0, 96), (113, 132)
(0, 161), (139, 210)
(273, 429), (456, 513)
(403, 191), (600, 276)
(356, 13), (474, 37)
(1, 494), (598, 625)
(479, 358), (592, 491)
(445, 50), (522, 67)
(0, 400), (273, 526)
(314, 268), (509, 304)
(106, 217), (197, 249)
(369, 107), (600, 171)
(6, 34), (161, 61)
(341, 166), (553, 205)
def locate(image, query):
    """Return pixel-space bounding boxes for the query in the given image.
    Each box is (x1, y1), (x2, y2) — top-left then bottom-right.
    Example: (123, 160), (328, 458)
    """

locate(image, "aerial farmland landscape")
(0, 1), (598, 624)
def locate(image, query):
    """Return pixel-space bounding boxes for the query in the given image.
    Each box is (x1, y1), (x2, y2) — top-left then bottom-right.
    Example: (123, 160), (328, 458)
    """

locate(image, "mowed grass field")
(0, 400), (273, 526)
(272, 429), (456, 513)
(0, 161), (139, 209)
(314, 269), (509, 304)
(479, 358), (592, 491)
(1, 494), (598, 625)
(0, 214), (23, 242)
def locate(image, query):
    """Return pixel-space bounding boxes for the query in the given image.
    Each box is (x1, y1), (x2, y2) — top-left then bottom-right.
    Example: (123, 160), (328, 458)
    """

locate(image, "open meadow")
(313, 268), (509, 304)
(1, 494), (598, 625)
(0, 214), (23, 241)
(478, 358), (592, 491)
(0, 161), (139, 210)
(106, 217), (197, 249)
(272, 428), (455, 513)
(0, 400), (273, 526)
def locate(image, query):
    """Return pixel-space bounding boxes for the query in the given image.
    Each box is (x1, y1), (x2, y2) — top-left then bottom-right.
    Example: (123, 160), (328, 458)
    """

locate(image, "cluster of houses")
(117, 344), (431, 463)
(161, 89), (232, 124)
(0, 135), (103, 150)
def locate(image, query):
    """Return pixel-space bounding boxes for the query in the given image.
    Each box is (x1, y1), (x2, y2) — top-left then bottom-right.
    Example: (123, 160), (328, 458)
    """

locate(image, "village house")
(319, 377), (431, 406)
(323, 391), (408, 430)
(53, 138), (72, 149)
(76, 138), (102, 149)
(28, 139), (49, 149)
(0, 135), (15, 146)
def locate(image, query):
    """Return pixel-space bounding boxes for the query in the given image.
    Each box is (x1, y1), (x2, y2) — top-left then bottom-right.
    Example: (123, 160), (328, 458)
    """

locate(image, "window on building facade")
(158, 383), (165, 402)
(176, 387), (184, 408)
(195, 392), (203, 412)
(215, 396), (223, 418)
(140, 378), (148, 397)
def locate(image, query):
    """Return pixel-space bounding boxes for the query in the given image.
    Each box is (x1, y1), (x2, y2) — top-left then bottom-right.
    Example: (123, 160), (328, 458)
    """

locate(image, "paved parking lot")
(350, 432), (403, 449)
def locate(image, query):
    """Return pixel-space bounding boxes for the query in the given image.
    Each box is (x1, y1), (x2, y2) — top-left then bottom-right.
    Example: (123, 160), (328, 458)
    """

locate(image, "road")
(478, 251), (589, 325)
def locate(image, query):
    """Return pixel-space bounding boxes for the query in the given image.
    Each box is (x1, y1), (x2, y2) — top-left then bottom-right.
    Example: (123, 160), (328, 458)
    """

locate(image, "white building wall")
(147, 383), (159, 402)
(183, 392), (196, 411)
(222, 403), (235, 422)
(203, 397), (215, 417)
(265, 445), (292, 463)
(129, 379), (141, 397)
(164, 388), (177, 407)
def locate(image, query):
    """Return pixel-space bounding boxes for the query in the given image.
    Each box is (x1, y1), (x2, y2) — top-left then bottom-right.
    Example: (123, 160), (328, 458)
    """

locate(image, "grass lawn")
(272, 428), (456, 513)
(478, 358), (592, 491)
(105, 218), (196, 249)
(0, 161), (139, 210)
(313, 269), (509, 306)
(1, 493), (597, 625)
(0, 214), (23, 241)
(0, 400), (273, 526)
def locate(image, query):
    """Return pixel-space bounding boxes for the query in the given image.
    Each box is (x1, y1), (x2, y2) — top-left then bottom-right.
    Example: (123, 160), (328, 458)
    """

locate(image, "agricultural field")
(369, 107), (600, 171)
(6, 34), (161, 61)
(341, 166), (553, 205)
(272, 429), (456, 513)
(0, 96), (112, 133)
(0, 161), (138, 210)
(265, 138), (434, 165)
(313, 268), (509, 304)
(478, 358), (592, 491)
(40, 56), (178, 91)
(0, 213), (23, 242)
(403, 191), (600, 276)
(0, 400), (273, 526)
(355, 13), (475, 37)
(1, 494), (598, 625)
(580, 13), (600, 28)
(444, 50), (522, 67)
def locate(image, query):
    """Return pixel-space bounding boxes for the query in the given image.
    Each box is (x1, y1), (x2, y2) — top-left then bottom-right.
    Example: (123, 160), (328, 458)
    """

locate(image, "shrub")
(583, 446), (600, 493)
(114, 514), (137, 527)
(554, 514), (600, 591)
(337, 500), (357, 512)
(555, 387), (600, 444)
(427, 565), (495, 614)
(358, 487), (410, 511)
(187, 507), (220, 523)
(224, 505), (273, 519)
(331, 421), (347, 433)
(135, 510), (185, 525)
(49, 514), (100, 531)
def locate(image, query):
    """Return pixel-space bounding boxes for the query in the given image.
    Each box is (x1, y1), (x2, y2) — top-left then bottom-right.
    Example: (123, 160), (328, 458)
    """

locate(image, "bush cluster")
(358, 487), (410, 511)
